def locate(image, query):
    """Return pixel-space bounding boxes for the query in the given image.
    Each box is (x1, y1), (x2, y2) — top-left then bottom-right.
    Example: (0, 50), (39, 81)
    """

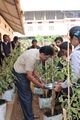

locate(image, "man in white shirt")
(69, 26), (80, 84)
(70, 45), (80, 83)
(12, 45), (54, 120)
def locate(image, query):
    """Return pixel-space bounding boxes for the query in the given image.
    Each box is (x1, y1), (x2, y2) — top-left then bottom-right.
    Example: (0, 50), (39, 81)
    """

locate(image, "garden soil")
(12, 94), (44, 120)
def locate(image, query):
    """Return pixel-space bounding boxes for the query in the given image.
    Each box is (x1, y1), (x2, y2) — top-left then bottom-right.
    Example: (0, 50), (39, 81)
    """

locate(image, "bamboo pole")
(51, 57), (56, 115)
(67, 41), (71, 120)
(63, 108), (67, 120)
(51, 89), (56, 115)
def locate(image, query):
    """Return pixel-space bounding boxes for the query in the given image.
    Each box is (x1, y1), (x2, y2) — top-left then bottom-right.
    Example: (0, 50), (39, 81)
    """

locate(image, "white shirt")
(14, 49), (40, 73)
(61, 45), (80, 88)
(70, 44), (80, 83)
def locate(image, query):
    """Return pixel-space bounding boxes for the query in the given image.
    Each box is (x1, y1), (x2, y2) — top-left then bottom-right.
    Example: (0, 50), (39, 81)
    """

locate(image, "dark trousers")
(12, 68), (34, 120)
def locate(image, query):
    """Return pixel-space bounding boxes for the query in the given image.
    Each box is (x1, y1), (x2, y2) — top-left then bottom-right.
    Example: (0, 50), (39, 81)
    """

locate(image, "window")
(35, 11), (44, 20)
(27, 22), (32, 24)
(24, 12), (34, 20)
(38, 26), (43, 31)
(49, 21), (54, 23)
(38, 22), (42, 24)
(46, 11), (55, 20)
(28, 26), (33, 31)
(49, 26), (54, 31)
(56, 11), (64, 19)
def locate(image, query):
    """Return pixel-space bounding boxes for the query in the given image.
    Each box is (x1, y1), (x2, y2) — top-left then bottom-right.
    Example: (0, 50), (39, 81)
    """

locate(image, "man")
(69, 26), (80, 84)
(12, 45), (54, 120)
(54, 36), (64, 57)
(27, 39), (40, 50)
(54, 36), (63, 48)
(12, 36), (20, 49)
(54, 25), (80, 91)
(54, 41), (73, 94)
(2, 34), (12, 57)
(57, 26), (80, 86)
(0, 39), (4, 66)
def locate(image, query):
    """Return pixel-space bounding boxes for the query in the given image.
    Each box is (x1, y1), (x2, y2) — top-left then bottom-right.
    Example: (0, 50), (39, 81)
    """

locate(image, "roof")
(0, 0), (24, 34)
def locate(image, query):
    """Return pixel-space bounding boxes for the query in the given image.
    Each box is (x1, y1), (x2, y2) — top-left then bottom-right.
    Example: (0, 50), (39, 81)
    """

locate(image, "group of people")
(55, 26), (80, 91)
(12, 26), (80, 120)
(0, 34), (19, 66)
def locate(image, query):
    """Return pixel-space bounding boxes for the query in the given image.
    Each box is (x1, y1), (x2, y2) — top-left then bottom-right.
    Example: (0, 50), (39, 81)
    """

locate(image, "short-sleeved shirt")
(14, 49), (40, 73)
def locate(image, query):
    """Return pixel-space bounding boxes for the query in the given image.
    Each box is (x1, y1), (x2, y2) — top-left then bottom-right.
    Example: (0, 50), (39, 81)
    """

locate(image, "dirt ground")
(7, 93), (64, 120)
(32, 95), (44, 120)
(12, 94), (44, 120)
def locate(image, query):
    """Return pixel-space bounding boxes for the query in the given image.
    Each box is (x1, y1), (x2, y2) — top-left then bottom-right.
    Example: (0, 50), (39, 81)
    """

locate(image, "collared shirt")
(70, 44), (80, 83)
(14, 49), (40, 73)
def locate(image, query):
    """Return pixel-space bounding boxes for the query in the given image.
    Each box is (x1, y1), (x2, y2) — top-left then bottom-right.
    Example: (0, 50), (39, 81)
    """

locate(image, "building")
(24, 10), (80, 37)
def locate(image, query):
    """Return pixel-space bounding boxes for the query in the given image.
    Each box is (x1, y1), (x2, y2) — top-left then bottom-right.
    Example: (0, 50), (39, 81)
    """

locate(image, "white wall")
(24, 19), (80, 37)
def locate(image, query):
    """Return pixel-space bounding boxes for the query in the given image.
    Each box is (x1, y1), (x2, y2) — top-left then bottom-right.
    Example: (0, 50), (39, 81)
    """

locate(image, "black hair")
(58, 50), (64, 57)
(3, 34), (8, 39)
(13, 36), (18, 43)
(60, 41), (72, 50)
(39, 45), (54, 56)
(32, 39), (37, 43)
(54, 36), (63, 42)
(69, 26), (80, 39)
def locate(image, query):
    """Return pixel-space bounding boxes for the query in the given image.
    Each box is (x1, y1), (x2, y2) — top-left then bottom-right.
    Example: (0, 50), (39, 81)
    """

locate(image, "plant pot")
(2, 88), (14, 101)
(0, 99), (6, 120)
(39, 95), (51, 109)
(43, 109), (62, 120)
(34, 87), (44, 95)
(43, 113), (62, 120)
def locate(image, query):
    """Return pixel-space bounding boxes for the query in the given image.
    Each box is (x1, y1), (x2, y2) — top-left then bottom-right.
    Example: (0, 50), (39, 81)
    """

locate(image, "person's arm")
(53, 80), (68, 92)
(70, 51), (80, 83)
(26, 71), (45, 89)
(60, 80), (68, 88)
(32, 70), (40, 79)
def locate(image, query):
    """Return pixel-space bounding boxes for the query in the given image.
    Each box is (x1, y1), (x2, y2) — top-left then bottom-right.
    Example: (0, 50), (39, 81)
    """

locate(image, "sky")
(20, 0), (80, 11)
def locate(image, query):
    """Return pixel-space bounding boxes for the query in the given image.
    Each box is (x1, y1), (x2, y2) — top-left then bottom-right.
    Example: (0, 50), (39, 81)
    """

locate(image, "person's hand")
(57, 80), (63, 83)
(39, 78), (47, 84)
(40, 82), (45, 89)
(53, 84), (62, 92)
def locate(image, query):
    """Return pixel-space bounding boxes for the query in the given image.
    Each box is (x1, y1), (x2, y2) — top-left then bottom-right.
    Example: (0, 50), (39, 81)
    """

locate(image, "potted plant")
(0, 45), (20, 101)
(34, 59), (52, 109)
(2, 74), (15, 101)
(0, 99), (7, 120)
(33, 60), (45, 95)
(0, 72), (7, 120)
(59, 85), (80, 120)
(43, 85), (63, 120)
(43, 56), (69, 120)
